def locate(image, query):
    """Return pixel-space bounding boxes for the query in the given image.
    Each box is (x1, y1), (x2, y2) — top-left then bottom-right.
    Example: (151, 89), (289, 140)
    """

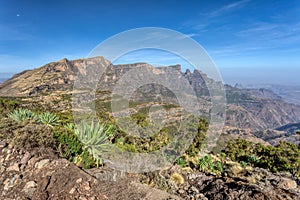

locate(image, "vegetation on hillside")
(224, 138), (300, 177)
(1, 96), (299, 181)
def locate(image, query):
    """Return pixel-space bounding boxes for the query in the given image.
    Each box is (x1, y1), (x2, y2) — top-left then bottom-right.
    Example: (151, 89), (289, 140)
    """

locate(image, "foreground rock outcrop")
(0, 142), (180, 200)
(1, 139), (299, 200)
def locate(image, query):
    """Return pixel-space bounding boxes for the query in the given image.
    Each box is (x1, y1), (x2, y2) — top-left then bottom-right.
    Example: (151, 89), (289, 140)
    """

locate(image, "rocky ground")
(0, 140), (180, 200)
(1, 139), (299, 200)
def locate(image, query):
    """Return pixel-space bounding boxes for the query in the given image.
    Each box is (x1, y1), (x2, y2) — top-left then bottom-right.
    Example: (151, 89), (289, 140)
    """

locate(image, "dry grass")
(170, 172), (184, 185)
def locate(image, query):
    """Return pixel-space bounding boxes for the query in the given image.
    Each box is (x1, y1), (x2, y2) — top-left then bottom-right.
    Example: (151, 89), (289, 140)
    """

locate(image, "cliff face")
(0, 56), (300, 132)
(0, 57), (113, 96)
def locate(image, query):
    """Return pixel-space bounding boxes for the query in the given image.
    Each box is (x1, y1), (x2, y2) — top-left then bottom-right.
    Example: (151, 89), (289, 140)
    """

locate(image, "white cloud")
(209, 0), (250, 17)
(236, 21), (300, 46)
(182, 0), (250, 33)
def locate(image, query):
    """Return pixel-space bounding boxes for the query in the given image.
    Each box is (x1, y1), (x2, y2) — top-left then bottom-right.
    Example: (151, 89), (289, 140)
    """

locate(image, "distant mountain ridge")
(0, 56), (299, 135)
(237, 84), (300, 106)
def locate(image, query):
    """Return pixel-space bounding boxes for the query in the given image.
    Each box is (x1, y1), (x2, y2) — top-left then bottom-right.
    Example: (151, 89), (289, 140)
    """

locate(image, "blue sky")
(0, 0), (300, 85)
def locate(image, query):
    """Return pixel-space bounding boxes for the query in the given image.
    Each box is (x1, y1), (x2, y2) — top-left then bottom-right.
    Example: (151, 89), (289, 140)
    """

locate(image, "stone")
(5, 154), (11, 161)
(69, 187), (76, 194)
(178, 189), (185, 194)
(39, 176), (51, 190)
(28, 157), (39, 167)
(7, 163), (20, 172)
(20, 152), (31, 165)
(0, 141), (7, 148)
(35, 159), (50, 169)
(24, 181), (37, 189)
(76, 178), (83, 183)
(188, 173), (198, 180)
(190, 186), (199, 193)
(8, 144), (13, 149)
(82, 182), (91, 191)
(23, 181), (37, 196)
(3, 178), (11, 190)
(3, 175), (19, 191)
(278, 178), (297, 190)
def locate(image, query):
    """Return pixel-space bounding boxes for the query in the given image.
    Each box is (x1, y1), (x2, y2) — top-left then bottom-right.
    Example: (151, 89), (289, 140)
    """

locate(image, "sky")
(0, 0), (300, 86)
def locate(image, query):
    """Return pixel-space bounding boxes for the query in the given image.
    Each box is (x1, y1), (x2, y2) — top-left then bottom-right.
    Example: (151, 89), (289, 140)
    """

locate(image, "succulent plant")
(8, 108), (36, 122)
(64, 122), (75, 130)
(74, 121), (114, 167)
(38, 112), (60, 127)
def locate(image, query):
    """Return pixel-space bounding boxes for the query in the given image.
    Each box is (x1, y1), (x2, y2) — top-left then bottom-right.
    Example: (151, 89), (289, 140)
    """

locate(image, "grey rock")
(35, 159), (50, 169)
(0, 141), (7, 148)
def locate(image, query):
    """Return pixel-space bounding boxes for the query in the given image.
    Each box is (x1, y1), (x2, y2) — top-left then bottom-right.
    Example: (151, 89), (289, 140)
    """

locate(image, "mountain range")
(0, 56), (299, 144)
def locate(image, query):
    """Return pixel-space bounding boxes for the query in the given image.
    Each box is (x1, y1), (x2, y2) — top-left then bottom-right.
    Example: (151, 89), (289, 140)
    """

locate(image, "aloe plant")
(38, 112), (60, 127)
(8, 108), (36, 122)
(74, 121), (114, 167)
(64, 122), (75, 130)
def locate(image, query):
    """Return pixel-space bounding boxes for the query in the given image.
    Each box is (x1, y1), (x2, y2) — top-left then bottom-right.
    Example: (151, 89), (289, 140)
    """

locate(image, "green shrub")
(214, 161), (224, 172)
(224, 138), (300, 177)
(116, 142), (137, 153)
(38, 112), (60, 127)
(176, 157), (188, 167)
(240, 161), (248, 167)
(198, 155), (213, 171)
(185, 118), (208, 157)
(0, 98), (20, 113)
(54, 130), (95, 169)
(198, 155), (224, 174)
(8, 108), (36, 123)
(247, 155), (259, 165)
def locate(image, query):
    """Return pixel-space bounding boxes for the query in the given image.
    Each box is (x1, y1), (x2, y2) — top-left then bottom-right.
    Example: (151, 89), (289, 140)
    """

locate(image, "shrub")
(12, 124), (57, 149)
(0, 98), (19, 113)
(54, 130), (95, 169)
(38, 112), (60, 127)
(240, 161), (248, 167)
(198, 155), (213, 171)
(214, 161), (224, 172)
(175, 157), (188, 167)
(247, 155), (259, 165)
(198, 155), (224, 175)
(184, 118), (208, 157)
(228, 163), (244, 176)
(224, 138), (300, 177)
(8, 108), (36, 123)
